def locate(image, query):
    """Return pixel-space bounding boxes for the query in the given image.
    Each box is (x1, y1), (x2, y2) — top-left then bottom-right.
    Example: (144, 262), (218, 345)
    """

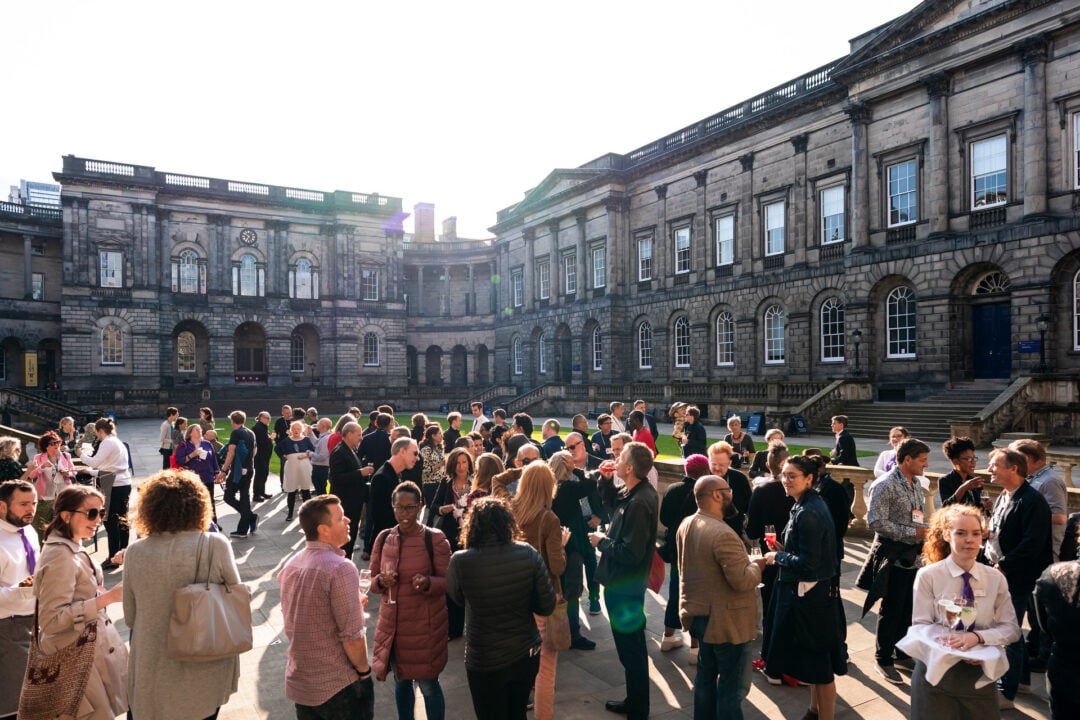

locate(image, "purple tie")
(961, 571), (975, 628)
(18, 527), (36, 575)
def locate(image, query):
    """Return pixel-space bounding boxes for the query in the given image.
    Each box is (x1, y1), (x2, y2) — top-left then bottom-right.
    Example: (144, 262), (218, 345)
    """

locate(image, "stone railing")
(0, 388), (98, 428)
(949, 377), (1033, 447)
(0, 201), (62, 225)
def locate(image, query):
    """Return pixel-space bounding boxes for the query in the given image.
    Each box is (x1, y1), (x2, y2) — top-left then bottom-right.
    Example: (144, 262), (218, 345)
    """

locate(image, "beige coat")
(676, 510), (761, 646)
(35, 536), (128, 720)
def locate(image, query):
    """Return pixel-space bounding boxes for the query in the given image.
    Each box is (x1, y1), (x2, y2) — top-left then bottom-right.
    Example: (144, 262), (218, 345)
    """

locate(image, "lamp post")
(1035, 313), (1050, 373)
(850, 328), (863, 376)
(309, 361), (316, 384)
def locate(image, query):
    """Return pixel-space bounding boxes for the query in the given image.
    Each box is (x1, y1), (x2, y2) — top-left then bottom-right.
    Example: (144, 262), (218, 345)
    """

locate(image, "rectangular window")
(99, 251), (122, 288)
(820, 186), (845, 244)
(764, 201), (785, 256)
(512, 270), (523, 307)
(31, 273), (44, 301)
(361, 269), (379, 301)
(1075, 114), (1080, 189)
(563, 254), (577, 295)
(537, 260), (550, 300)
(638, 236), (653, 281)
(888, 160), (918, 226)
(363, 334), (380, 367)
(674, 226), (690, 274)
(972, 135), (1007, 208)
(592, 247), (606, 288)
(715, 215), (734, 266)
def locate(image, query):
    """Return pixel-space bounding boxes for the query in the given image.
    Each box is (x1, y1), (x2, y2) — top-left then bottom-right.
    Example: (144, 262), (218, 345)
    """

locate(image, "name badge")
(911, 509), (925, 525)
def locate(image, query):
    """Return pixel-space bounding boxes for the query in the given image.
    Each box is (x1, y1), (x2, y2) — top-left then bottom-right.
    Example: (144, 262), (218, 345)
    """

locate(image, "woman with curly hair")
(0, 437), (29, 483)
(419, 424), (446, 487)
(122, 470), (243, 720)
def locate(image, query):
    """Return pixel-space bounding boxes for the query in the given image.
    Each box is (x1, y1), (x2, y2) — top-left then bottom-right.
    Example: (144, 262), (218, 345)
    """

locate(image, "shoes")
(660, 634), (684, 651)
(801, 710), (820, 720)
(875, 664), (903, 684)
(100, 560), (119, 571)
(1017, 683), (1033, 694)
(688, 646), (698, 666)
(361, 552), (371, 561)
(604, 700), (628, 714)
(998, 694), (1015, 710)
(250, 514), (259, 534)
(589, 598), (602, 615)
(570, 636), (597, 650)
(764, 674), (782, 686)
(228, 531), (248, 539)
(751, 658), (766, 671)
(285, 513), (293, 522)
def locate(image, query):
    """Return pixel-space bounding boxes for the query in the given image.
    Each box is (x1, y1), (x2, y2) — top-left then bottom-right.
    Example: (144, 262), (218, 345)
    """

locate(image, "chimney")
(442, 216), (457, 241)
(414, 202), (435, 243)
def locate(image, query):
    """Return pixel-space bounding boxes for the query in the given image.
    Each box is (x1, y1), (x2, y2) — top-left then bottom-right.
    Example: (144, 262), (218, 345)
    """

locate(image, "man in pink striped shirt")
(278, 495), (373, 719)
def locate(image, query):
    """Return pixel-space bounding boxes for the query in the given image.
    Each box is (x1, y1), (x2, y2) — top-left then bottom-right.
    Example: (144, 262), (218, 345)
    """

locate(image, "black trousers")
(466, 652), (540, 720)
(876, 565), (916, 666)
(105, 485), (131, 557)
(253, 456), (271, 498)
(606, 586), (649, 720)
(338, 491), (364, 559)
(223, 470), (255, 534)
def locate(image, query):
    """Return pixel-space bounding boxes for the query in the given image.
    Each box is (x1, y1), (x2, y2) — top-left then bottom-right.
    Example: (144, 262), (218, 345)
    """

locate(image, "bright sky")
(3, 0), (919, 239)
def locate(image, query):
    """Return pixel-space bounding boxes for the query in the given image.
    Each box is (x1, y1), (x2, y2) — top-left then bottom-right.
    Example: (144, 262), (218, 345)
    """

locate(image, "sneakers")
(250, 514), (259, 534)
(688, 647), (698, 666)
(570, 636), (597, 650)
(875, 664), (903, 684)
(660, 634), (684, 652)
(589, 598), (602, 615)
(228, 531), (248, 539)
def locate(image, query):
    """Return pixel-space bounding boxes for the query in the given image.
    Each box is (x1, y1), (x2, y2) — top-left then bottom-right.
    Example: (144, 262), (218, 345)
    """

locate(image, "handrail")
(0, 388), (97, 426)
(947, 377), (1035, 447)
(0, 201), (62, 224)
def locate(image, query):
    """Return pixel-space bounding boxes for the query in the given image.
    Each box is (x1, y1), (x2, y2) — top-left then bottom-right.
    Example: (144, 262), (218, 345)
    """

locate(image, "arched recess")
(0, 337), (24, 386)
(291, 323), (321, 381)
(475, 344), (489, 386)
(450, 345), (468, 386)
(36, 339), (60, 388)
(406, 345), (419, 384)
(234, 322), (267, 382)
(555, 324), (573, 383)
(425, 346), (443, 386)
(948, 263), (1012, 381)
(173, 320), (210, 383)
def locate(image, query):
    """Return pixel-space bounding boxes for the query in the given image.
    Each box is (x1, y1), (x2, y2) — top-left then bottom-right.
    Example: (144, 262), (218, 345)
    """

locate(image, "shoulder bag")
(167, 532), (253, 662)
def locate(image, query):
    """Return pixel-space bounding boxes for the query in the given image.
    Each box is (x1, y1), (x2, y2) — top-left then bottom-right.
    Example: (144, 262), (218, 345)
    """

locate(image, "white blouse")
(911, 554), (1020, 648)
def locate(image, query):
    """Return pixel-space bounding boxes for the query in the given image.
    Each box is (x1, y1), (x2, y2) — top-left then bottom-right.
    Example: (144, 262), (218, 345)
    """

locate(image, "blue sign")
(1018, 340), (1041, 353)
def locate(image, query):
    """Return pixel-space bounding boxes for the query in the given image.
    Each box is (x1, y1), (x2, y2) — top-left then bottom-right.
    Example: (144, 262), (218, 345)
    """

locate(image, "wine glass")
(937, 595), (960, 646)
(955, 596), (976, 635)
(381, 559), (397, 605)
(748, 542), (765, 589)
(763, 525), (777, 548)
(358, 569), (372, 597)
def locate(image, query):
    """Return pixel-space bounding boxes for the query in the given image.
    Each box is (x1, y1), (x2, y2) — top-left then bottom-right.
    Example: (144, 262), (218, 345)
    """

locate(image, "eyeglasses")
(957, 455), (977, 464)
(72, 508), (103, 521)
(392, 504), (420, 513)
(565, 442), (582, 450)
(412, 451), (421, 457)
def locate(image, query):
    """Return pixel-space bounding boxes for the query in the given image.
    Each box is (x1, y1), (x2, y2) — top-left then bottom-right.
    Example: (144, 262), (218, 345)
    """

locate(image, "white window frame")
(512, 270), (523, 308)
(674, 316), (690, 368)
(234, 254), (263, 297)
(31, 272), (45, 301)
(290, 334), (305, 373)
(716, 312), (734, 366)
(513, 338), (523, 375)
(1073, 269), (1079, 351)
(537, 259), (550, 300)
(674, 226), (691, 274)
(638, 236), (653, 281)
(887, 159), (918, 227)
(537, 333), (547, 374)
(99, 251), (122, 288)
(715, 215), (734, 266)
(887, 286), (917, 359)
(178, 250), (200, 294)
(820, 297), (845, 362)
(592, 247), (606, 289)
(177, 331), (196, 373)
(764, 305), (785, 365)
(361, 269), (379, 301)
(563, 254), (577, 295)
(764, 201), (785, 256)
(101, 325), (123, 365)
(820, 186), (845, 244)
(638, 321), (653, 369)
(592, 326), (602, 371)
(291, 258), (318, 300)
(971, 134), (1007, 209)
(1074, 114), (1080, 190)
(363, 333), (380, 367)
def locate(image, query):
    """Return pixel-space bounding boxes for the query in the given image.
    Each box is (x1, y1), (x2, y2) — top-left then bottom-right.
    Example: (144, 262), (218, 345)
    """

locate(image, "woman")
(548, 450), (599, 650)
(78, 422), (97, 451)
(33, 485), (127, 718)
(172, 417), (188, 452)
(490, 425), (510, 462)
(58, 416), (79, 453)
(122, 470), (242, 720)
(371, 481), (452, 720)
(505, 463), (568, 720)
(1034, 539), (1080, 719)
(410, 413), (429, 443)
(939, 436), (984, 508)
(173, 424), (221, 525)
(659, 453), (711, 658)
(420, 425), (446, 487)
(873, 426), (910, 478)
(434, 447), (472, 639)
(908, 504), (1019, 719)
(446, 497), (556, 720)
(748, 428), (785, 480)
(763, 455), (845, 720)
(28, 430), (77, 538)
(76, 418), (132, 566)
(468, 452), (504, 508)
(723, 415), (756, 471)
(280, 420), (315, 521)
(0, 437), (28, 482)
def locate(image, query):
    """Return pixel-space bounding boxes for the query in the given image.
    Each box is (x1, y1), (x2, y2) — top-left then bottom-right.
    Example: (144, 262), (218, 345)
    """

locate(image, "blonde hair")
(513, 462), (557, 532)
(548, 451), (574, 483)
(0, 437), (20, 461)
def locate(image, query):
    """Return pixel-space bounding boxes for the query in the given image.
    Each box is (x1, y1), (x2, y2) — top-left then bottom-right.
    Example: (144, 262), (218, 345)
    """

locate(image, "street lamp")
(850, 328), (863, 376)
(1035, 313), (1050, 374)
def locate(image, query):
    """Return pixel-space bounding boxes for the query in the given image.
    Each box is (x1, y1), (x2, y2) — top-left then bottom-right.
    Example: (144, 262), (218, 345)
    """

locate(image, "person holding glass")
(370, 481), (452, 720)
(906, 504), (1019, 718)
(939, 437), (985, 509)
(173, 424), (221, 526)
(27, 430), (77, 538)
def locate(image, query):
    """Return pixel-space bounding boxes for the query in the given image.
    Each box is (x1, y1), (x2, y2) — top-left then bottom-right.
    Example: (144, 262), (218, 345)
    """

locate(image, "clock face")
(239, 228), (258, 246)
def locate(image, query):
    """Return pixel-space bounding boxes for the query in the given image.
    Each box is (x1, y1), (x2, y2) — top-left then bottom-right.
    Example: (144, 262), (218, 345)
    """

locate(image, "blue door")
(972, 303), (1011, 378)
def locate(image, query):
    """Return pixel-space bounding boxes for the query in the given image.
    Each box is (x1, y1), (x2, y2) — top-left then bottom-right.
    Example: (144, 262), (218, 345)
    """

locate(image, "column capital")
(1019, 35), (1049, 66)
(844, 102), (873, 125)
(790, 133), (809, 154)
(654, 184), (668, 200)
(694, 170), (708, 187)
(923, 72), (952, 98)
(738, 153), (755, 172)
(522, 226), (535, 242)
(547, 219), (561, 236)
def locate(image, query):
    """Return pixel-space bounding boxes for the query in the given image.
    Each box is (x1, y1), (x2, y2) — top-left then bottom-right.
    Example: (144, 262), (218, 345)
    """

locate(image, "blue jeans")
(394, 677), (444, 720)
(1000, 591), (1032, 700)
(690, 616), (752, 720)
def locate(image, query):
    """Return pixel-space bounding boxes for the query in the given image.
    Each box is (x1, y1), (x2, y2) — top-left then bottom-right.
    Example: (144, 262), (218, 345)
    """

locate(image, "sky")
(3, 0), (920, 239)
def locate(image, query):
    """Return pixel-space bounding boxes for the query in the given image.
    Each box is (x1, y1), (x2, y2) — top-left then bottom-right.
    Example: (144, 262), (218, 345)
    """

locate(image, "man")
(444, 412), (463, 453)
(829, 415), (858, 467)
(591, 414), (615, 459)
(706, 441), (751, 540)
(492, 408), (509, 431)
(366, 437), (420, 559)
(305, 407), (319, 431)
(627, 410), (657, 457)
(0, 480), (37, 719)
(204, 428), (224, 458)
(589, 442), (658, 719)
(1009, 439), (1067, 560)
(217, 411), (258, 539)
(358, 413), (394, 556)
(469, 401), (489, 433)
(864, 437), (930, 683)
(309, 417), (334, 496)
(632, 400), (659, 441)
(466, 432), (485, 460)
(681, 406), (708, 458)
(985, 448), (1052, 709)
(479, 421), (495, 452)
(566, 431), (606, 618)
(493, 437), (541, 497)
(328, 422), (374, 559)
(540, 419), (564, 459)
(252, 411), (274, 501)
(677, 475), (764, 720)
(609, 401), (626, 433)
(278, 495), (373, 719)
(275, 405), (293, 479)
(159, 406), (179, 470)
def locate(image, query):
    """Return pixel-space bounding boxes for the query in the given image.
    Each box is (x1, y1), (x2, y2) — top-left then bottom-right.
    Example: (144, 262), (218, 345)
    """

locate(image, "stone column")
(790, 135), (809, 263)
(604, 196), (625, 289)
(523, 227), (535, 311)
(23, 235), (32, 298)
(924, 73), (951, 235)
(654, 185), (667, 281)
(575, 211), (587, 295)
(1021, 37), (1049, 217)
(845, 103), (873, 248)
(738, 154), (754, 263)
(548, 220), (561, 303)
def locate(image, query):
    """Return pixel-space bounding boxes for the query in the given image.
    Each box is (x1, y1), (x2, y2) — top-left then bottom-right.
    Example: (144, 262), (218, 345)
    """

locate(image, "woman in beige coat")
(34, 485), (128, 719)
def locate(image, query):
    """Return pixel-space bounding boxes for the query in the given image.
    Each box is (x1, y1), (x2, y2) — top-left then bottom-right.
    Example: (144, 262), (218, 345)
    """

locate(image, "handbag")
(543, 598), (572, 651)
(647, 547), (666, 593)
(18, 555), (98, 720)
(167, 532), (253, 662)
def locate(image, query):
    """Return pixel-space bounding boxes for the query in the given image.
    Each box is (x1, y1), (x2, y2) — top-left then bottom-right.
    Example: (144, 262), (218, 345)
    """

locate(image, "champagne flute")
(748, 542), (765, 589)
(358, 569), (372, 597)
(381, 559), (397, 605)
(764, 525), (777, 547)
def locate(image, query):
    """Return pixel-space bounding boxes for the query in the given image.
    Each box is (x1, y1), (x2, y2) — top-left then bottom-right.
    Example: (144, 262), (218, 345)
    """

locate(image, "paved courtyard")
(88, 418), (1052, 719)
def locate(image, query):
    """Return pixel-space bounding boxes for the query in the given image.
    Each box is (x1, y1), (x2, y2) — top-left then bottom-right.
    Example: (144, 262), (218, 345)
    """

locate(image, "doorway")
(972, 303), (1011, 378)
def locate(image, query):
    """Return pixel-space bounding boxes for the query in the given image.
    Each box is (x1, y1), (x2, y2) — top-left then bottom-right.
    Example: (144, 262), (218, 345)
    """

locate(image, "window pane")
(179, 250), (199, 293)
(765, 202), (785, 256)
(638, 321), (652, 369)
(177, 331), (196, 372)
(716, 312), (734, 366)
(512, 271), (523, 307)
(240, 255), (257, 297)
(538, 333), (547, 373)
(674, 227), (690, 274)
(513, 339), (522, 374)
(362, 269), (379, 301)
(764, 306), (785, 364)
(715, 216), (734, 265)
(538, 260), (550, 299)
(592, 327), (602, 370)
(674, 317), (690, 367)
(31, 273), (44, 301)
(887, 287), (917, 358)
(101, 326), (123, 365)
(100, 251), (122, 288)
(295, 258), (313, 299)
(821, 186), (845, 244)
(364, 333), (380, 366)
(639, 237), (653, 280)
(972, 135), (1007, 207)
(820, 298), (845, 361)
(290, 334), (305, 372)
(564, 255), (576, 295)
(888, 160), (918, 226)
(593, 247), (606, 288)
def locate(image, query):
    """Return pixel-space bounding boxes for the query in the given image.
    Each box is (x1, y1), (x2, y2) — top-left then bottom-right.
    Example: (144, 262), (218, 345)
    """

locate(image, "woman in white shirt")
(76, 418), (132, 569)
(909, 503), (1020, 718)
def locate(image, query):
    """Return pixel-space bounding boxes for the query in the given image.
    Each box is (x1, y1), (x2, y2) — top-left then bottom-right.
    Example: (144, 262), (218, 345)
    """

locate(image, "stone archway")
(451, 345), (468, 386)
(234, 322), (267, 383)
(476, 344), (489, 386)
(425, 346), (443, 386)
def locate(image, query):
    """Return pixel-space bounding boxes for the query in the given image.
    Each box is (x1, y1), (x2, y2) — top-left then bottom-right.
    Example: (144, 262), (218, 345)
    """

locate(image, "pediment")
(519, 168), (608, 207)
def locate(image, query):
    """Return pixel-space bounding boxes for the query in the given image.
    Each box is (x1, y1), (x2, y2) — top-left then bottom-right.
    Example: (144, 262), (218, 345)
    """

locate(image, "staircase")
(813, 380), (1009, 442)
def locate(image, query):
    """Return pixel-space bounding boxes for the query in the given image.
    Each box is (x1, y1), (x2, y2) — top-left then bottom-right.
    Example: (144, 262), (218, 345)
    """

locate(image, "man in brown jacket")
(677, 475), (766, 720)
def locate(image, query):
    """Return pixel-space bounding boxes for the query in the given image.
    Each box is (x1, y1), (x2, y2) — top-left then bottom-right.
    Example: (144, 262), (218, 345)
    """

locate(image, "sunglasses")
(565, 442), (582, 450)
(72, 508), (103, 521)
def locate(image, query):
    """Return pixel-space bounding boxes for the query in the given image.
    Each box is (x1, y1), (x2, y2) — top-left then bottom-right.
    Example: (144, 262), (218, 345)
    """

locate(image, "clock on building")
(239, 228), (258, 246)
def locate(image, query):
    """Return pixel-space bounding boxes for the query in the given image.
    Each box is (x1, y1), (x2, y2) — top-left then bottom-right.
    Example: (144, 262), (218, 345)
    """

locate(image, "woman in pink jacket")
(371, 480), (452, 720)
(28, 430), (77, 537)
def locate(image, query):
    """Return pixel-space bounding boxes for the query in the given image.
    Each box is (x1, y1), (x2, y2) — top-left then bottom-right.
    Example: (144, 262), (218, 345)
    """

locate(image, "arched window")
(513, 338), (523, 375)
(236, 254), (260, 297)
(101, 325), (123, 365)
(290, 333), (305, 373)
(887, 287), (917, 358)
(764, 305), (785, 364)
(820, 298), (845, 362)
(364, 332), (380, 367)
(537, 333), (547, 374)
(291, 258), (318, 299)
(716, 312), (734, 366)
(674, 317), (690, 368)
(638, 321), (653, 369)
(592, 327), (603, 371)
(177, 331), (196, 373)
(172, 249), (202, 294)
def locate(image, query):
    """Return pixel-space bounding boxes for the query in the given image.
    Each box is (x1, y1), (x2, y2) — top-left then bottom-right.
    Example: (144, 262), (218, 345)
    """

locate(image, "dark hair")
(411, 413), (429, 430)
(467, 432), (483, 443)
(493, 408), (507, 420)
(447, 411), (462, 424)
(624, 441), (654, 480)
(471, 401), (483, 411)
(0, 479), (35, 505)
(200, 407), (214, 422)
(800, 448), (829, 477)
(512, 413), (534, 436)
(628, 410), (645, 425)
(422, 424), (442, 449)
(766, 441), (790, 476)
(460, 496), (520, 548)
(37, 430), (62, 453)
(454, 437), (471, 449)
(445, 447), (474, 479)
(896, 437), (931, 463)
(392, 480), (422, 504)
(376, 413), (393, 430)
(174, 417), (187, 430)
(942, 436), (976, 461)
(596, 413), (612, 425)
(1009, 438), (1046, 464)
(783, 454), (820, 481)
(686, 406), (700, 420)
(229, 410), (246, 425)
(131, 470), (211, 535)
(480, 421), (494, 433)
(299, 495), (341, 541)
(831, 415), (849, 428)
(95, 417), (116, 435)
(491, 425), (509, 444)
(166, 407), (179, 417)
(44, 485), (105, 541)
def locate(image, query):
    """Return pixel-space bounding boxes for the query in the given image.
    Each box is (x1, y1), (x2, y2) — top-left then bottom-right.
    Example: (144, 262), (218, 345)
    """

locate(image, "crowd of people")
(0, 401), (1077, 720)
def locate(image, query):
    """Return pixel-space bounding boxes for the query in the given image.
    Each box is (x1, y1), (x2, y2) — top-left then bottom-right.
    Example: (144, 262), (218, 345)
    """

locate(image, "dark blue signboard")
(1018, 340), (1041, 353)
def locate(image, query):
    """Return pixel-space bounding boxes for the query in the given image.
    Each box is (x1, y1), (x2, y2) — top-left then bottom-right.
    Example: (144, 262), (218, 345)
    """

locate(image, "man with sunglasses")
(0, 479), (38, 719)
